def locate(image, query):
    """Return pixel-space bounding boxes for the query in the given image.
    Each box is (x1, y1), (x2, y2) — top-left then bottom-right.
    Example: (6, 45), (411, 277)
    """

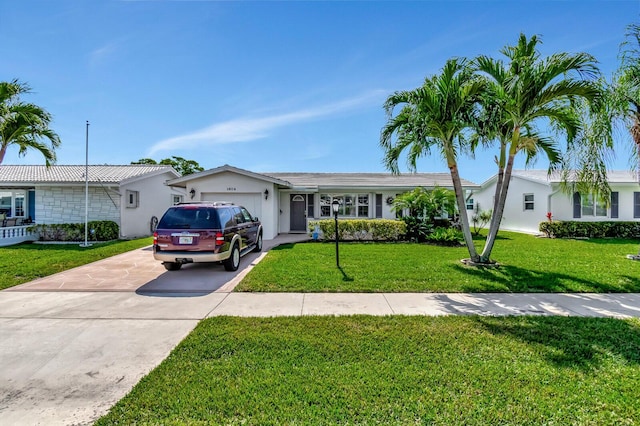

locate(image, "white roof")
(511, 169), (639, 184)
(0, 165), (179, 184)
(265, 172), (478, 189)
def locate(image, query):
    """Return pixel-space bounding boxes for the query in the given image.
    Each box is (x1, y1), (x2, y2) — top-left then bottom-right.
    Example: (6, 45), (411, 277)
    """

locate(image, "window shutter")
(375, 194), (383, 218)
(635, 192), (640, 218)
(573, 192), (581, 218)
(610, 192), (619, 219)
(307, 194), (314, 219)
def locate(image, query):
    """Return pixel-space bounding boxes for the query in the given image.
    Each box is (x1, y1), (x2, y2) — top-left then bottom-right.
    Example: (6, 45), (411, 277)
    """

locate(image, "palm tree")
(380, 58), (485, 262)
(0, 79), (60, 165)
(473, 34), (603, 263)
(615, 23), (640, 182)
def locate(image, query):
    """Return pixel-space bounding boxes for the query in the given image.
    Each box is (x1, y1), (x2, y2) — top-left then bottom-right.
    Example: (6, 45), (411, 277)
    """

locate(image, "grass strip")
(96, 315), (640, 425)
(237, 232), (640, 292)
(0, 238), (152, 290)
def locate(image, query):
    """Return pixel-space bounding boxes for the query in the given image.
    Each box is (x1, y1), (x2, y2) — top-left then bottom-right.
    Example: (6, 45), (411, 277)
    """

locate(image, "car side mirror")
(253, 217), (259, 222)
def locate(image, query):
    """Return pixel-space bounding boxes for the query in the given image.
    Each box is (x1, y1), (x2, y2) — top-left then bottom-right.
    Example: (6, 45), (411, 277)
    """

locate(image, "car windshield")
(157, 207), (221, 229)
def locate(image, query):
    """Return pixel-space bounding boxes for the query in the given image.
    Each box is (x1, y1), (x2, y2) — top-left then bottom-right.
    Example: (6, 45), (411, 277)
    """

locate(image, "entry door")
(290, 194), (307, 232)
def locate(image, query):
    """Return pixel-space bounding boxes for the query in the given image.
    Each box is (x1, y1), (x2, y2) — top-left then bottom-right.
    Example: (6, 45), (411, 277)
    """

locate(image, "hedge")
(539, 221), (640, 239)
(308, 219), (406, 241)
(28, 221), (120, 242)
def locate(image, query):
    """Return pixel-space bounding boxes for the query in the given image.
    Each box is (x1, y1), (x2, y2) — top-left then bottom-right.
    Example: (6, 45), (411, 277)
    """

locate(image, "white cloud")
(148, 90), (387, 155)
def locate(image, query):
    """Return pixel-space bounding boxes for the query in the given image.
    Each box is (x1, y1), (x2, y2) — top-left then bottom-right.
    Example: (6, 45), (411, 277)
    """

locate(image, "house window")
(375, 194), (383, 218)
(0, 190), (26, 217)
(126, 190), (139, 208)
(581, 194), (607, 217)
(172, 195), (183, 205)
(523, 194), (534, 211)
(466, 198), (474, 210)
(319, 193), (370, 218)
(635, 192), (640, 218)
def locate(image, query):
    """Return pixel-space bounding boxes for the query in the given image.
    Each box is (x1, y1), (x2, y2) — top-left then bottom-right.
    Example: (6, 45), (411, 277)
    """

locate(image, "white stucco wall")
(120, 172), (185, 238)
(473, 177), (551, 233)
(35, 185), (120, 226)
(475, 176), (640, 234)
(184, 172), (279, 239)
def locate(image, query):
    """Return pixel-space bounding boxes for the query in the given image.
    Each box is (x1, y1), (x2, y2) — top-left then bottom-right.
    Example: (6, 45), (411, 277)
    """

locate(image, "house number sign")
(227, 187), (236, 191)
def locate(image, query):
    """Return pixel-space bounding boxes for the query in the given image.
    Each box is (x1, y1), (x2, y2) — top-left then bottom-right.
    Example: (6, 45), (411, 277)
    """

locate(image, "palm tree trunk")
(480, 130), (520, 263)
(0, 144), (6, 165)
(485, 140), (507, 241)
(450, 163), (479, 262)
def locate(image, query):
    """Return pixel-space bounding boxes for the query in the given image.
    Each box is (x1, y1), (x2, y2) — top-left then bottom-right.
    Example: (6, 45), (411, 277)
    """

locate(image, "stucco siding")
(119, 172), (184, 238)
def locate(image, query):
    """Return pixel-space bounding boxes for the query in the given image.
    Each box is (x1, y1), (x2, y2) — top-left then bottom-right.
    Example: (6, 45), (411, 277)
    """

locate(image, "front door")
(290, 194), (307, 232)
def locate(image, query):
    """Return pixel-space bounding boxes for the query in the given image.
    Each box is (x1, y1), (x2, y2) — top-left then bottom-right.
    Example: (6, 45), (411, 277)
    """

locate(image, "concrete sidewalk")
(2, 234), (640, 426)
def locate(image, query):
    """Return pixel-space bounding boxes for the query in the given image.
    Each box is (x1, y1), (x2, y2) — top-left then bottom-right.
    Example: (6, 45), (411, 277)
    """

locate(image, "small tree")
(471, 209), (492, 236)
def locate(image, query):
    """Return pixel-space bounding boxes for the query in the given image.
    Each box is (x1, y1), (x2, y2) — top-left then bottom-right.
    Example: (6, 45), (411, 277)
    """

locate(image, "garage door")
(201, 193), (262, 220)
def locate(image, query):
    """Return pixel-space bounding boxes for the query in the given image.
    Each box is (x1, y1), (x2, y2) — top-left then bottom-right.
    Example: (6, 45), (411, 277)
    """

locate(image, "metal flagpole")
(80, 120), (92, 247)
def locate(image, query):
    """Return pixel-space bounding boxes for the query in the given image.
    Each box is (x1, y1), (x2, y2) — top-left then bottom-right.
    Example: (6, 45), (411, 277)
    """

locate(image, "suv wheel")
(224, 243), (240, 271)
(253, 232), (263, 252)
(163, 262), (182, 271)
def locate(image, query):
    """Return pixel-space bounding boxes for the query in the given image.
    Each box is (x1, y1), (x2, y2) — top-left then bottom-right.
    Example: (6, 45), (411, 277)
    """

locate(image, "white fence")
(0, 225), (38, 247)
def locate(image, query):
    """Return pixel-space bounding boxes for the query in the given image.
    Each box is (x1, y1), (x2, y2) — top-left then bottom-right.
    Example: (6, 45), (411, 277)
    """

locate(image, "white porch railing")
(0, 225), (38, 247)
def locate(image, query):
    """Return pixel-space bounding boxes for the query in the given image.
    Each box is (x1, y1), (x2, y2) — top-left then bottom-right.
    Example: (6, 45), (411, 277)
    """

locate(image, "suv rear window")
(157, 207), (221, 229)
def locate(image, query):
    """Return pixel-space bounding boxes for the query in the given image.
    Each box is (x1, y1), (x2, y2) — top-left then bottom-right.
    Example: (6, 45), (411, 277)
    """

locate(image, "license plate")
(178, 236), (193, 244)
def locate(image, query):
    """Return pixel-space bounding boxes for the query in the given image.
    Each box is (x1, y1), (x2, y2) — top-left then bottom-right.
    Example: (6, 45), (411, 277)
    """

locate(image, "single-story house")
(165, 164), (480, 239)
(472, 170), (640, 234)
(0, 165), (184, 245)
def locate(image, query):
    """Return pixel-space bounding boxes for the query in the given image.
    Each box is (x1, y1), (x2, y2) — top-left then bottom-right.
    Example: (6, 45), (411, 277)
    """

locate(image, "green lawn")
(96, 316), (640, 425)
(0, 238), (153, 290)
(237, 232), (640, 293)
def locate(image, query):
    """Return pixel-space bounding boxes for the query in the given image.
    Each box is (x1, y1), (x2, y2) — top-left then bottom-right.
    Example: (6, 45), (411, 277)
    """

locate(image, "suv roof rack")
(176, 201), (236, 206)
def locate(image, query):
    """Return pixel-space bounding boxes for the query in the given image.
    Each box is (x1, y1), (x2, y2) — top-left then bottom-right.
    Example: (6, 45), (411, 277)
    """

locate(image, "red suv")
(153, 202), (263, 271)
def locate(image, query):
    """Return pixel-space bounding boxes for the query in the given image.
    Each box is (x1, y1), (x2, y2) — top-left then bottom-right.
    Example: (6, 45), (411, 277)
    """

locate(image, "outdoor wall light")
(264, 189), (269, 200)
(189, 188), (196, 199)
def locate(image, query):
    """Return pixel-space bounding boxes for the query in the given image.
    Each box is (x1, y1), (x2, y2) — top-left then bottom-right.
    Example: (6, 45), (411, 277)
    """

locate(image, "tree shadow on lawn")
(452, 263), (640, 293)
(472, 316), (640, 370)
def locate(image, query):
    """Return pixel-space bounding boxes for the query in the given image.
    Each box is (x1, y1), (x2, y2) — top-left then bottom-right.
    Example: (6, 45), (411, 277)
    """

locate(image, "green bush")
(539, 221), (640, 239)
(309, 219), (406, 241)
(425, 227), (464, 246)
(29, 221), (120, 242)
(400, 216), (433, 242)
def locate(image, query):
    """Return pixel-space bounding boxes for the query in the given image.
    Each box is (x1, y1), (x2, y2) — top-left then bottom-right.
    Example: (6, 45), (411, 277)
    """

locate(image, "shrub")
(425, 227), (464, 246)
(539, 221), (640, 239)
(308, 219), (406, 241)
(400, 216), (433, 242)
(29, 221), (120, 242)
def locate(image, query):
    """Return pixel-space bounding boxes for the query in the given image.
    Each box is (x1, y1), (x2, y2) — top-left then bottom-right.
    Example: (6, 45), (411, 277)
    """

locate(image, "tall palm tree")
(473, 34), (603, 263)
(615, 23), (640, 182)
(380, 58), (485, 262)
(0, 79), (60, 165)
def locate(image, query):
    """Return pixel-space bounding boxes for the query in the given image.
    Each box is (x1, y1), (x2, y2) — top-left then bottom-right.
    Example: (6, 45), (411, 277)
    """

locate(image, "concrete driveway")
(0, 234), (308, 426)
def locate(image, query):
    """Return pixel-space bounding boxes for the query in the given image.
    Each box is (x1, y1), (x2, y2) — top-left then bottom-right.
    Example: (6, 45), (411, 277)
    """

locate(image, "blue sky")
(2, 0), (639, 184)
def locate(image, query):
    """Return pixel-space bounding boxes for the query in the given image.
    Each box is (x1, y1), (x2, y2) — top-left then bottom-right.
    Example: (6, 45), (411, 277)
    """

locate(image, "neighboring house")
(166, 164), (480, 240)
(0, 165), (184, 244)
(473, 170), (640, 234)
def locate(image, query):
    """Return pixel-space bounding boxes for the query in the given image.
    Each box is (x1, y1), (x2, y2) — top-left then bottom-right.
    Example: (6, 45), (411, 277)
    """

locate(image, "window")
(523, 194), (534, 211)
(0, 190), (26, 217)
(635, 192), (640, 218)
(581, 194), (607, 217)
(319, 193), (371, 218)
(172, 195), (183, 205)
(466, 197), (474, 211)
(375, 194), (383, 218)
(126, 190), (139, 208)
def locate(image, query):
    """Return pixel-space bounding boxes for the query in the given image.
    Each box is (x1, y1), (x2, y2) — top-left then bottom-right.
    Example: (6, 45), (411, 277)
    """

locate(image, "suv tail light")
(153, 232), (158, 245)
(215, 232), (225, 247)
